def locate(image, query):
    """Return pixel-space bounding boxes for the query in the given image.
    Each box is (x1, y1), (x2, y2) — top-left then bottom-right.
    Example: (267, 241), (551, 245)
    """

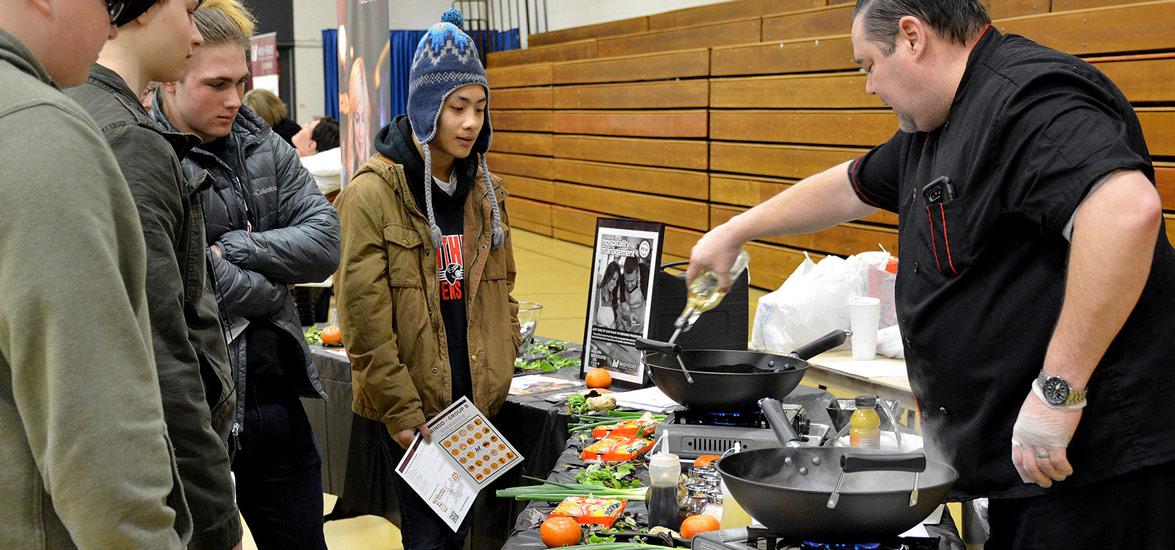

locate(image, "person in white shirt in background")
(292, 116), (341, 199)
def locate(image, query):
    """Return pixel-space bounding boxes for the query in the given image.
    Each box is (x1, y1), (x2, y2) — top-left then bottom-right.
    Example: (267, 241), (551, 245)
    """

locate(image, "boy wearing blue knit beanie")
(333, 9), (522, 548)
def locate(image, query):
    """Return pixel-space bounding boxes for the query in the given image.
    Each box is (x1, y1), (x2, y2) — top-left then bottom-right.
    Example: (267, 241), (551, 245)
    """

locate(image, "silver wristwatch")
(1035, 370), (1088, 407)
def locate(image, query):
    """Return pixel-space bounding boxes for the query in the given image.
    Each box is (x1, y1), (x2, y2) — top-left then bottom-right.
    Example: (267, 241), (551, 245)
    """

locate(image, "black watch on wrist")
(1036, 370), (1088, 407)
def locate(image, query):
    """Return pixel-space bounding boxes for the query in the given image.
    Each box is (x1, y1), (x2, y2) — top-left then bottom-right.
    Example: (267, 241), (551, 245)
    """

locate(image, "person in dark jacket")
(64, 1), (242, 549)
(154, 2), (339, 548)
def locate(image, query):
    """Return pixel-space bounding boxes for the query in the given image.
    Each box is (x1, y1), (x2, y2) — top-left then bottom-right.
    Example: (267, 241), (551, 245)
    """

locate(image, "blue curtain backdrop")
(321, 29), (339, 119)
(389, 30), (427, 119)
(320, 28), (520, 122)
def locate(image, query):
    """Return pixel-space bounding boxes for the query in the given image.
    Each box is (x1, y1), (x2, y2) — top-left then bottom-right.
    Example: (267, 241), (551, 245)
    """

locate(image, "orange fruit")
(540, 516), (581, 547)
(585, 368), (612, 389)
(693, 454), (722, 469)
(679, 514), (720, 539)
(320, 325), (342, 345)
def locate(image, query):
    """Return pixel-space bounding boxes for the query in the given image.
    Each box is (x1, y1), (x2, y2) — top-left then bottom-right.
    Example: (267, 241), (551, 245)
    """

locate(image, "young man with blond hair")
(1, 1), (190, 547)
(154, 1), (339, 547)
(66, 1), (243, 548)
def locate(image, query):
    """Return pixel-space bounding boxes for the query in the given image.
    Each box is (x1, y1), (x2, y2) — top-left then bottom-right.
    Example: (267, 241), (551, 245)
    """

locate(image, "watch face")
(1042, 376), (1070, 405)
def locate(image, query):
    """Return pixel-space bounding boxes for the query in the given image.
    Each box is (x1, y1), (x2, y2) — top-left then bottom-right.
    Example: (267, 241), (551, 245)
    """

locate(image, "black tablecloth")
(304, 345), (584, 549)
(500, 439), (966, 550)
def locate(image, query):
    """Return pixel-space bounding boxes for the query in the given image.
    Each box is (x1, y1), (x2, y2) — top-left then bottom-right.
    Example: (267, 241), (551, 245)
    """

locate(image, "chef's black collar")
(951, 24), (999, 109)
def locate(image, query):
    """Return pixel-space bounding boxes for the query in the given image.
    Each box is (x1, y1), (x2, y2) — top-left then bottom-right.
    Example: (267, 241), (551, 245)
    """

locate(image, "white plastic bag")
(751, 250), (894, 354)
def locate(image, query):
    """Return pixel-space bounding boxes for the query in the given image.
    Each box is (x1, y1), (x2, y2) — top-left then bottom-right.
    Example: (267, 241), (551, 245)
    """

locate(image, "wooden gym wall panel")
(1137, 109), (1175, 157)
(998, 2), (1175, 56)
(486, 63), (553, 89)
(1157, 162), (1174, 211)
(710, 73), (881, 109)
(710, 142), (865, 179)
(506, 196), (552, 225)
(552, 182), (710, 231)
(492, 110), (552, 133)
(1092, 55), (1175, 103)
(711, 205), (898, 257)
(490, 87), (553, 110)
(759, 1), (1049, 43)
(493, 132), (554, 157)
(528, 17), (648, 48)
(710, 110), (896, 147)
(711, 35), (854, 76)
(553, 110), (708, 139)
(554, 136), (709, 171)
(761, 5), (852, 42)
(553, 49), (710, 85)
(709, 174), (899, 226)
(984, 0), (1050, 19)
(596, 17), (762, 59)
(555, 80), (709, 110)
(553, 159), (709, 201)
(486, 153), (554, 180)
(647, 0), (823, 29)
(503, 176), (554, 203)
(486, 39), (596, 68)
(1051, 0), (1153, 11)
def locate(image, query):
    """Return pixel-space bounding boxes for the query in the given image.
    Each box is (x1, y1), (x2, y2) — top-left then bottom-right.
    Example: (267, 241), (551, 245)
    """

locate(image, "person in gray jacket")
(154, 2), (339, 547)
(0, 2), (190, 548)
(65, 1), (243, 549)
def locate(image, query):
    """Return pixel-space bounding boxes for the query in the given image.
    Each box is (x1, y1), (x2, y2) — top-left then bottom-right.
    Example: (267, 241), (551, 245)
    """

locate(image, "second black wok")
(634, 330), (847, 411)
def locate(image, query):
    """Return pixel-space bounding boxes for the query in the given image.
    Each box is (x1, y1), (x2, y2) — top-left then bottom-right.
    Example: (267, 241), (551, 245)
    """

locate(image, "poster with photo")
(581, 219), (664, 387)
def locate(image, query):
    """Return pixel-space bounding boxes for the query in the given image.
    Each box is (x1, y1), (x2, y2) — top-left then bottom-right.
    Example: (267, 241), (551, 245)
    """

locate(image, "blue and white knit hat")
(408, 8), (502, 249)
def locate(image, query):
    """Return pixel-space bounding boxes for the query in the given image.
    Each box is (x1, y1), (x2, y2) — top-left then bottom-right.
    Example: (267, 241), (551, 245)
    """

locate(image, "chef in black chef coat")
(689, 1), (1175, 547)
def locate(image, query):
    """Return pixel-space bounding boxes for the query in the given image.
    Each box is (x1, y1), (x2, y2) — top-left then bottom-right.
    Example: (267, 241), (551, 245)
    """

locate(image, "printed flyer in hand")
(395, 396), (523, 530)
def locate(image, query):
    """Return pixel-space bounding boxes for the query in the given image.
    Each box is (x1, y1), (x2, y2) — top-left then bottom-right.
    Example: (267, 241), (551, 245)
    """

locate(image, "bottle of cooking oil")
(670, 250), (750, 343)
(850, 395), (881, 449)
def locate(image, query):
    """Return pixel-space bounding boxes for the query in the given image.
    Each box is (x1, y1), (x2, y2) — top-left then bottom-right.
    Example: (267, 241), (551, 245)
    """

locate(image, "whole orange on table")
(539, 516), (581, 547)
(679, 514), (720, 539)
(584, 367), (612, 388)
(320, 325), (342, 345)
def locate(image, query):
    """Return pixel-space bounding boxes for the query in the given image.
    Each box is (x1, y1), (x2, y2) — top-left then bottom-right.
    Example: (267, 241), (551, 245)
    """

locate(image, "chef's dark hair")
(853, 0), (990, 55)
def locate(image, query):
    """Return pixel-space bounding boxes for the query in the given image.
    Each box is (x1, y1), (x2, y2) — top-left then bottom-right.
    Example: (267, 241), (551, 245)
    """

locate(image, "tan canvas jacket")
(335, 154), (521, 435)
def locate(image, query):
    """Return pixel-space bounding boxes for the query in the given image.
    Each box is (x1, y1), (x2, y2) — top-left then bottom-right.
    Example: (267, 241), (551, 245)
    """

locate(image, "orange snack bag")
(550, 496), (626, 527)
(580, 435), (654, 462)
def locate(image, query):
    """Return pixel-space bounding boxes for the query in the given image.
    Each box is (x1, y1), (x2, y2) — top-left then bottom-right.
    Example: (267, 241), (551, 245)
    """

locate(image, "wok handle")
(790, 330), (850, 360)
(840, 452), (927, 474)
(759, 397), (804, 447)
(634, 337), (681, 356)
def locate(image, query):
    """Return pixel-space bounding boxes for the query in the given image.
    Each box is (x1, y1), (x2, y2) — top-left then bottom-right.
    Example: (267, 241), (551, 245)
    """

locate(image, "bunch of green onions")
(568, 411), (666, 434)
(494, 475), (647, 501)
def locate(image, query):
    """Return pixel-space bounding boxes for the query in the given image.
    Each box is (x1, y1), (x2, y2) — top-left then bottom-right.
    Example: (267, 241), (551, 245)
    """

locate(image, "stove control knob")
(784, 456), (793, 466)
(798, 466), (809, 476)
(812, 456), (822, 466)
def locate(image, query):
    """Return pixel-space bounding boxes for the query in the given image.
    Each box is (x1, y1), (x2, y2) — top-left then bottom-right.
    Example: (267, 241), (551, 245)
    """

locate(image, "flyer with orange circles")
(395, 396), (523, 530)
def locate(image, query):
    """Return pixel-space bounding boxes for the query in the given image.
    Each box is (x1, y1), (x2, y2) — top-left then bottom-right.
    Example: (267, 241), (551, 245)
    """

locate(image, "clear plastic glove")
(1010, 391), (1082, 488)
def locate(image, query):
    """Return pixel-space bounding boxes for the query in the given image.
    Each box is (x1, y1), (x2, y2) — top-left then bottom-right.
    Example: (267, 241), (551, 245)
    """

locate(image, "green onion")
(494, 476), (647, 501)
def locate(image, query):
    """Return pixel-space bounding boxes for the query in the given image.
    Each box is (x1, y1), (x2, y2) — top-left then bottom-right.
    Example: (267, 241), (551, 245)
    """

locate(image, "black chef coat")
(851, 26), (1175, 500)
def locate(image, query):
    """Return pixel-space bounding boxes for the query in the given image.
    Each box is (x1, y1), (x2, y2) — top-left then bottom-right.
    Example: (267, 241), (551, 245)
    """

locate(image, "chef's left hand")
(1011, 391), (1081, 488)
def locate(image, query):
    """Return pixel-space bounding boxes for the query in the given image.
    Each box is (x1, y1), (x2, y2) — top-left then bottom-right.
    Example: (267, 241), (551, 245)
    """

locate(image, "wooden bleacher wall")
(486, 0), (1175, 291)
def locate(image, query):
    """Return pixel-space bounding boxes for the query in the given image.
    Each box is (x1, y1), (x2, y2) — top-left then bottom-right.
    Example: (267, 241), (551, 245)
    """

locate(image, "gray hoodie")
(0, 29), (189, 549)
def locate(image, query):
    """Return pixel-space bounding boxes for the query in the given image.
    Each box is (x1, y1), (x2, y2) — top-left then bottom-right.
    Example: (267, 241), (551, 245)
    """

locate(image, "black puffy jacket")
(154, 102), (340, 413)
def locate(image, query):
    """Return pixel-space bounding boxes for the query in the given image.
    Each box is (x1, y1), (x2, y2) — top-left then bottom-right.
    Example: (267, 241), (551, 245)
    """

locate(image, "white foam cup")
(848, 296), (882, 360)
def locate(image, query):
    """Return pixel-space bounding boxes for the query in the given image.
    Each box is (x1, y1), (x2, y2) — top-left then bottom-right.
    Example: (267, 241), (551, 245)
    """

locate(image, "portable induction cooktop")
(654, 402), (831, 460)
(690, 526), (943, 550)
